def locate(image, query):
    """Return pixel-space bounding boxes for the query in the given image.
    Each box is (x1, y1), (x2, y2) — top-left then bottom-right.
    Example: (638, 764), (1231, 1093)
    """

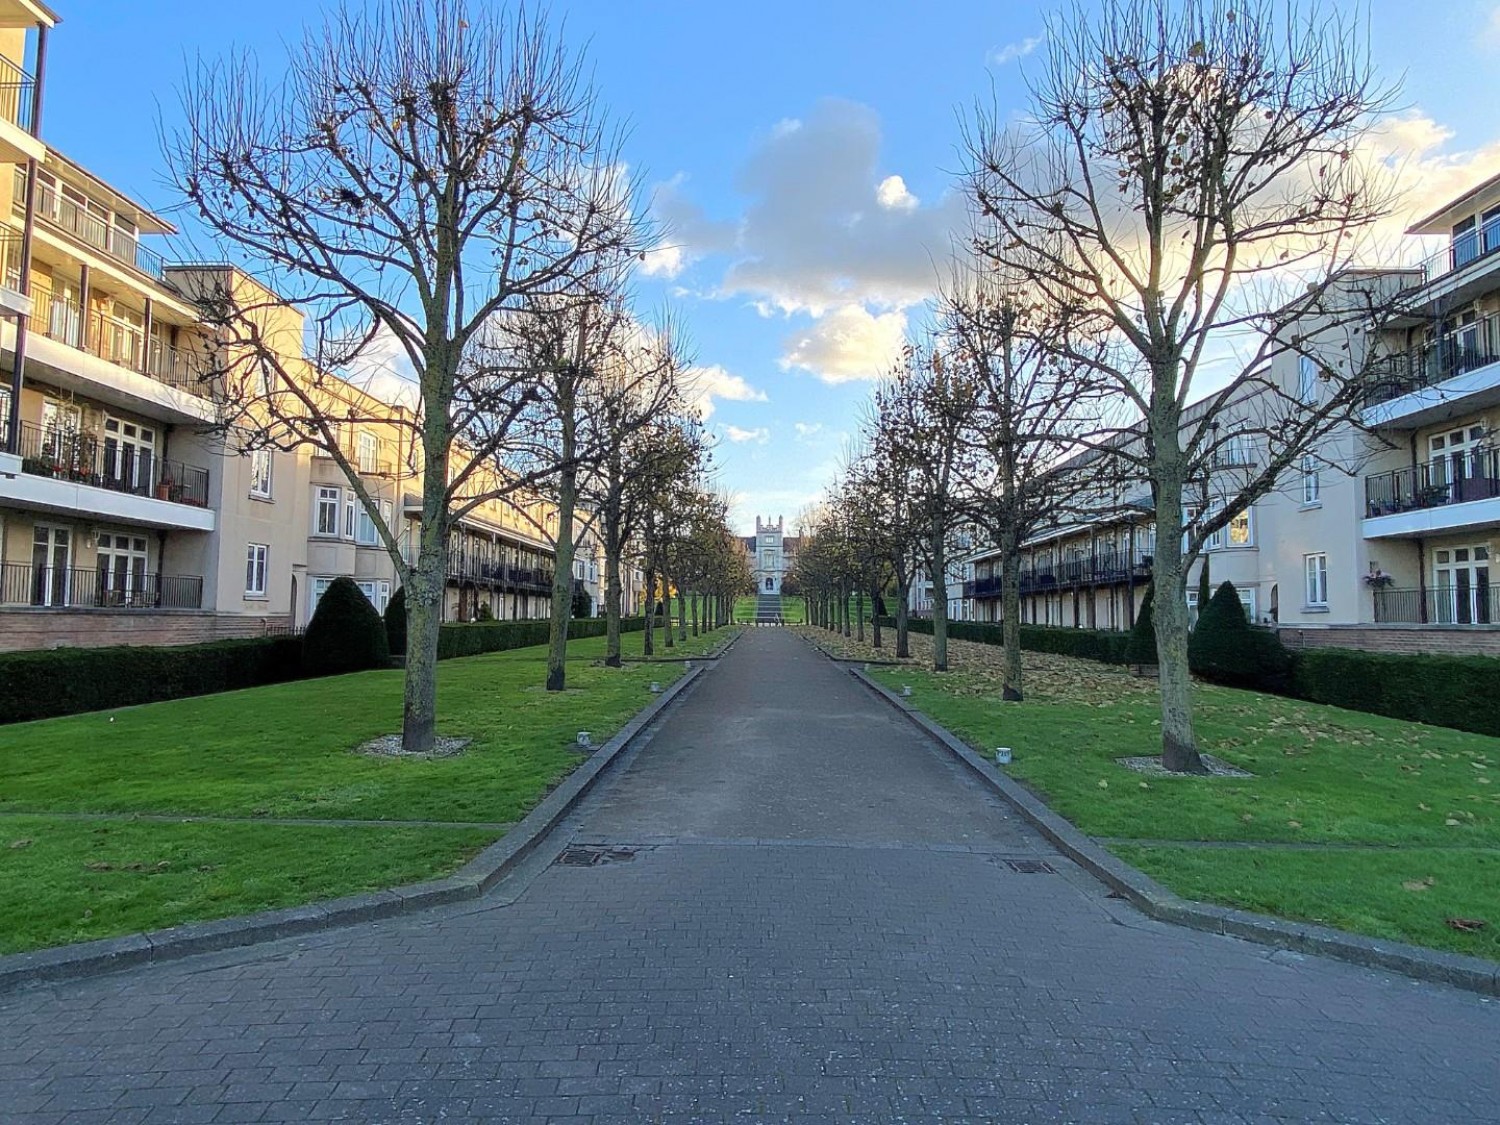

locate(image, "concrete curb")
(847, 664), (1500, 998)
(0, 666), (708, 995)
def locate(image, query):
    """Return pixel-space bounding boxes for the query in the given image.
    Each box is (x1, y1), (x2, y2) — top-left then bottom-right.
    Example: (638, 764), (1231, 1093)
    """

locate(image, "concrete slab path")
(2, 628), (1496, 1123)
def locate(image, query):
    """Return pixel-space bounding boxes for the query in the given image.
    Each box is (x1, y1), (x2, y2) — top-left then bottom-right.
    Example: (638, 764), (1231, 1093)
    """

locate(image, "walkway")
(2, 629), (1496, 1123)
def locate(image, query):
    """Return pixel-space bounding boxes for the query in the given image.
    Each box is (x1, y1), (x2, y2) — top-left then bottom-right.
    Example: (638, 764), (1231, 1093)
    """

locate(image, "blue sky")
(42, 1), (1500, 532)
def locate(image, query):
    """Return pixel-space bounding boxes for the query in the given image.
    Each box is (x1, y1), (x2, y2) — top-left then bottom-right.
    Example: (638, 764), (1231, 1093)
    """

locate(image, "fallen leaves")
(1446, 918), (1487, 932)
(1401, 876), (1435, 892)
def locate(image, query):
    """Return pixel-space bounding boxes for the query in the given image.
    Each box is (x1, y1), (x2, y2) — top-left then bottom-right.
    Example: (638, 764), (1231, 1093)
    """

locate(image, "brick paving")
(1, 629), (1496, 1123)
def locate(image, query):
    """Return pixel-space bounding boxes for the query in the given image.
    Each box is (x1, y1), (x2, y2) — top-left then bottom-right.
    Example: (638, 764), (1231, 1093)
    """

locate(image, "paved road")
(2, 629), (1497, 1124)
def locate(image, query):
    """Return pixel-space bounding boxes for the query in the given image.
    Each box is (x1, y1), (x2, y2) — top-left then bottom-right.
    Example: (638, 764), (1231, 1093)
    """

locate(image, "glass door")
(30, 525), (71, 607)
(97, 533), (149, 607)
(102, 417), (156, 496)
(1433, 546), (1491, 625)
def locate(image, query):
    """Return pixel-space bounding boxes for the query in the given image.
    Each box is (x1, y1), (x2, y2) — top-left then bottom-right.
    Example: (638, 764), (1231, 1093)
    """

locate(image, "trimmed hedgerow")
(0, 637), (306, 725)
(302, 576), (390, 675)
(436, 615), (645, 660)
(1290, 647), (1500, 738)
(1190, 581), (1294, 693)
(874, 615), (1131, 664)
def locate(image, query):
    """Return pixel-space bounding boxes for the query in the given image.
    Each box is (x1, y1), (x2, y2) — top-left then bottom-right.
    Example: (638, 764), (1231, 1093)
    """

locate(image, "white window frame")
(314, 486), (341, 537)
(249, 448), (273, 499)
(245, 543), (269, 598)
(343, 490), (357, 540)
(1225, 507), (1253, 548)
(355, 500), (381, 546)
(1300, 455), (1320, 506)
(1304, 553), (1328, 608)
(357, 431), (379, 475)
(1298, 355), (1319, 403)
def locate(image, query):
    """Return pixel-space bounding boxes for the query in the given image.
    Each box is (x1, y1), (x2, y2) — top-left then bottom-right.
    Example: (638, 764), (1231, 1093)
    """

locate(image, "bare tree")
(966, 0), (1402, 771)
(168, 1), (647, 752)
(941, 264), (1108, 701)
(874, 337), (980, 672)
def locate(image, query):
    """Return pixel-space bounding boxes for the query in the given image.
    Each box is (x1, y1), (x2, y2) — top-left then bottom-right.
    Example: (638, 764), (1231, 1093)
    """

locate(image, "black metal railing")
(1373, 585), (1499, 626)
(14, 167), (168, 280)
(1364, 449), (1500, 518)
(446, 554), (555, 592)
(966, 547), (1155, 599)
(0, 562), (203, 610)
(17, 421), (210, 508)
(0, 55), (36, 133)
(1364, 314), (1500, 407)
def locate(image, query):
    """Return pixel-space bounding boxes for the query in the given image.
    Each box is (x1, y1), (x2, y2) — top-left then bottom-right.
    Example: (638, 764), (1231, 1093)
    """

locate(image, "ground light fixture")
(649, 681), (662, 694)
(577, 731), (592, 748)
(995, 747), (1013, 765)
(902, 685), (912, 697)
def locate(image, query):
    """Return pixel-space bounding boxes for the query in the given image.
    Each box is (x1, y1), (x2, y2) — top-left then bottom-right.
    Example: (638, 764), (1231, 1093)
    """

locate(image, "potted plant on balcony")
(155, 471), (175, 501)
(1362, 566), (1394, 589)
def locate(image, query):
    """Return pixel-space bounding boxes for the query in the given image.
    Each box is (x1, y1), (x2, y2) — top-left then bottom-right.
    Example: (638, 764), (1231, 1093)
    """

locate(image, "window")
(246, 543), (269, 597)
(1452, 214), (1479, 270)
(355, 501), (381, 546)
(102, 417), (156, 495)
(97, 533), (149, 607)
(1301, 455), (1321, 505)
(344, 491), (357, 539)
(1226, 509), (1252, 547)
(356, 579), (391, 614)
(357, 431), (379, 475)
(249, 448), (273, 499)
(1237, 588), (1258, 623)
(1304, 553), (1328, 608)
(1186, 588), (1200, 629)
(314, 486), (341, 536)
(1298, 355), (1319, 403)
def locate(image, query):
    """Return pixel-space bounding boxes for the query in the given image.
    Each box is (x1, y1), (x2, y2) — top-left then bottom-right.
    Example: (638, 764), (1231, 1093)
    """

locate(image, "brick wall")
(0, 611), (294, 653)
(1277, 625), (1500, 658)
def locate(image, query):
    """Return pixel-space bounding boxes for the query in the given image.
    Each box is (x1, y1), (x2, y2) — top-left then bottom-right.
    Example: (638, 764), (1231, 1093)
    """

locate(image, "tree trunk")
(690, 588), (699, 636)
(856, 589), (865, 642)
(603, 530), (623, 668)
(1152, 456), (1206, 773)
(401, 545), (444, 754)
(545, 395), (578, 692)
(677, 585), (687, 642)
(643, 563), (656, 656)
(663, 573), (674, 649)
(871, 585), (883, 649)
(1001, 536), (1023, 702)
(930, 519), (949, 672)
(895, 577), (911, 659)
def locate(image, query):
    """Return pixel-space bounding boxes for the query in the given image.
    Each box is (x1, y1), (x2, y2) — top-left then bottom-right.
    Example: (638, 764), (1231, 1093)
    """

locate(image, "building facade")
(741, 515), (799, 594)
(966, 171), (1500, 657)
(0, 5), (639, 652)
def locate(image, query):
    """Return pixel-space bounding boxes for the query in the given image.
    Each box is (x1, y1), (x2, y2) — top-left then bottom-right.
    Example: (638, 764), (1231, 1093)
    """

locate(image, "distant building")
(741, 516), (800, 594)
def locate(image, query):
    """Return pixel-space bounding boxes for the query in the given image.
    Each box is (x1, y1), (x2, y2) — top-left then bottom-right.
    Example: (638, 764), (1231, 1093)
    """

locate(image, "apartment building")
(0, 4), (641, 651)
(967, 171), (1500, 657)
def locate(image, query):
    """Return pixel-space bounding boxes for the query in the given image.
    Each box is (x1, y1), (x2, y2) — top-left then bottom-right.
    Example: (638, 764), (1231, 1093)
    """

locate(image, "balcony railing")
(1373, 585), (1498, 626)
(18, 421), (210, 508)
(1409, 213), (1500, 286)
(1365, 313), (1500, 408)
(14, 167), (168, 281)
(966, 547), (1155, 598)
(0, 55), (36, 134)
(1364, 449), (1500, 519)
(0, 562), (203, 610)
(446, 553), (554, 592)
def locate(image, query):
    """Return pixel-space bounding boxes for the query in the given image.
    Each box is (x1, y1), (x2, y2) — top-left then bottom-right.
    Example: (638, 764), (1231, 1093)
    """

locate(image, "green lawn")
(0, 626), (735, 954)
(862, 636), (1500, 962)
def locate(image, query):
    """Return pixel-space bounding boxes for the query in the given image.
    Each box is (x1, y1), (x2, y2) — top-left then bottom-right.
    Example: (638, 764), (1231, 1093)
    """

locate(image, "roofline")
(1406, 169), (1500, 236)
(43, 145), (177, 235)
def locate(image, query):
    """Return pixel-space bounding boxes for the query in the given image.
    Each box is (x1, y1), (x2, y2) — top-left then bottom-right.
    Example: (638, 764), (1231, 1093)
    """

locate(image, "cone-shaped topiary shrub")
(1125, 584), (1157, 666)
(384, 585), (407, 659)
(304, 576), (390, 674)
(1189, 580), (1292, 691)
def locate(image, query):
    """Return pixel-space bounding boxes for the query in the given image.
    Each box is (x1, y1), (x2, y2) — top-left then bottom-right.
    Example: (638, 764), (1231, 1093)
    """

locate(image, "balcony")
(967, 548), (1154, 598)
(1373, 586), (1497, 627)
(0, 562), (204, 611)
(18, 422), (210, 507)
(14, 167), (168, 282)
(1364, 314), (1500, 418)
(1363, 450), (1500, 539)
(446, 552), (554, 592)
(0, 54), (40, 164)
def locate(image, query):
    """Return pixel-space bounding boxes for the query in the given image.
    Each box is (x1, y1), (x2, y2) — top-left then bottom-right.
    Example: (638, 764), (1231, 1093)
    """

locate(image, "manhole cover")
(554, 846), (638, 868)
(1005, 859), (1056, 874)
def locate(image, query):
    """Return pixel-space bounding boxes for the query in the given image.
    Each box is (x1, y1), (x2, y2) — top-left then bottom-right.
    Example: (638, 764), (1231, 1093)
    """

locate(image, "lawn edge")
(0, 664), (708, 995)
(841, 659), (1500, 999)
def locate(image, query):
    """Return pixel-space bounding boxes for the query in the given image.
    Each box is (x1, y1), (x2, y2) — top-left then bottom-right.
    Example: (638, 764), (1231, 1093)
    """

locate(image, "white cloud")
(641, 173), (738, 279)
(337, 322), (420, 408)
(682, 364), (768, 419)
(793, 421), (824, 440)
(780, 304), (907, 385)
(876, 174), (918, 212)
(989, 35), (1042, 66)
(722, 424), (770, 445)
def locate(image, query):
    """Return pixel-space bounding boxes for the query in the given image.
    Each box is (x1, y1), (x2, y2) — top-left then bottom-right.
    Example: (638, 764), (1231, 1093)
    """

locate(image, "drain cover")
(554, 846), (638, 867)
(1005, 858), (1056, 874)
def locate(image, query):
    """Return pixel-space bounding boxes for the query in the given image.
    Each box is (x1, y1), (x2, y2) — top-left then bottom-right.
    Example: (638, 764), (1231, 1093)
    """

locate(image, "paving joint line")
(0, 663), (712, 995)
(1096, 836), (1500, 852)
(564, 833), (1059, 854)
(813, 637), (1500, 998)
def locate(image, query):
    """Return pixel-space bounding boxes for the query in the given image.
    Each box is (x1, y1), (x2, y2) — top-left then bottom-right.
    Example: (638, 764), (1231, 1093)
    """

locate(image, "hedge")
(873, 615), (1131, 664)
(0, 636), (307, 725)
(436, 615), (644, 660)
(303, 576), (390, 675)
(0, 615), (652, 725)
(1290, 647), (1500, 738)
